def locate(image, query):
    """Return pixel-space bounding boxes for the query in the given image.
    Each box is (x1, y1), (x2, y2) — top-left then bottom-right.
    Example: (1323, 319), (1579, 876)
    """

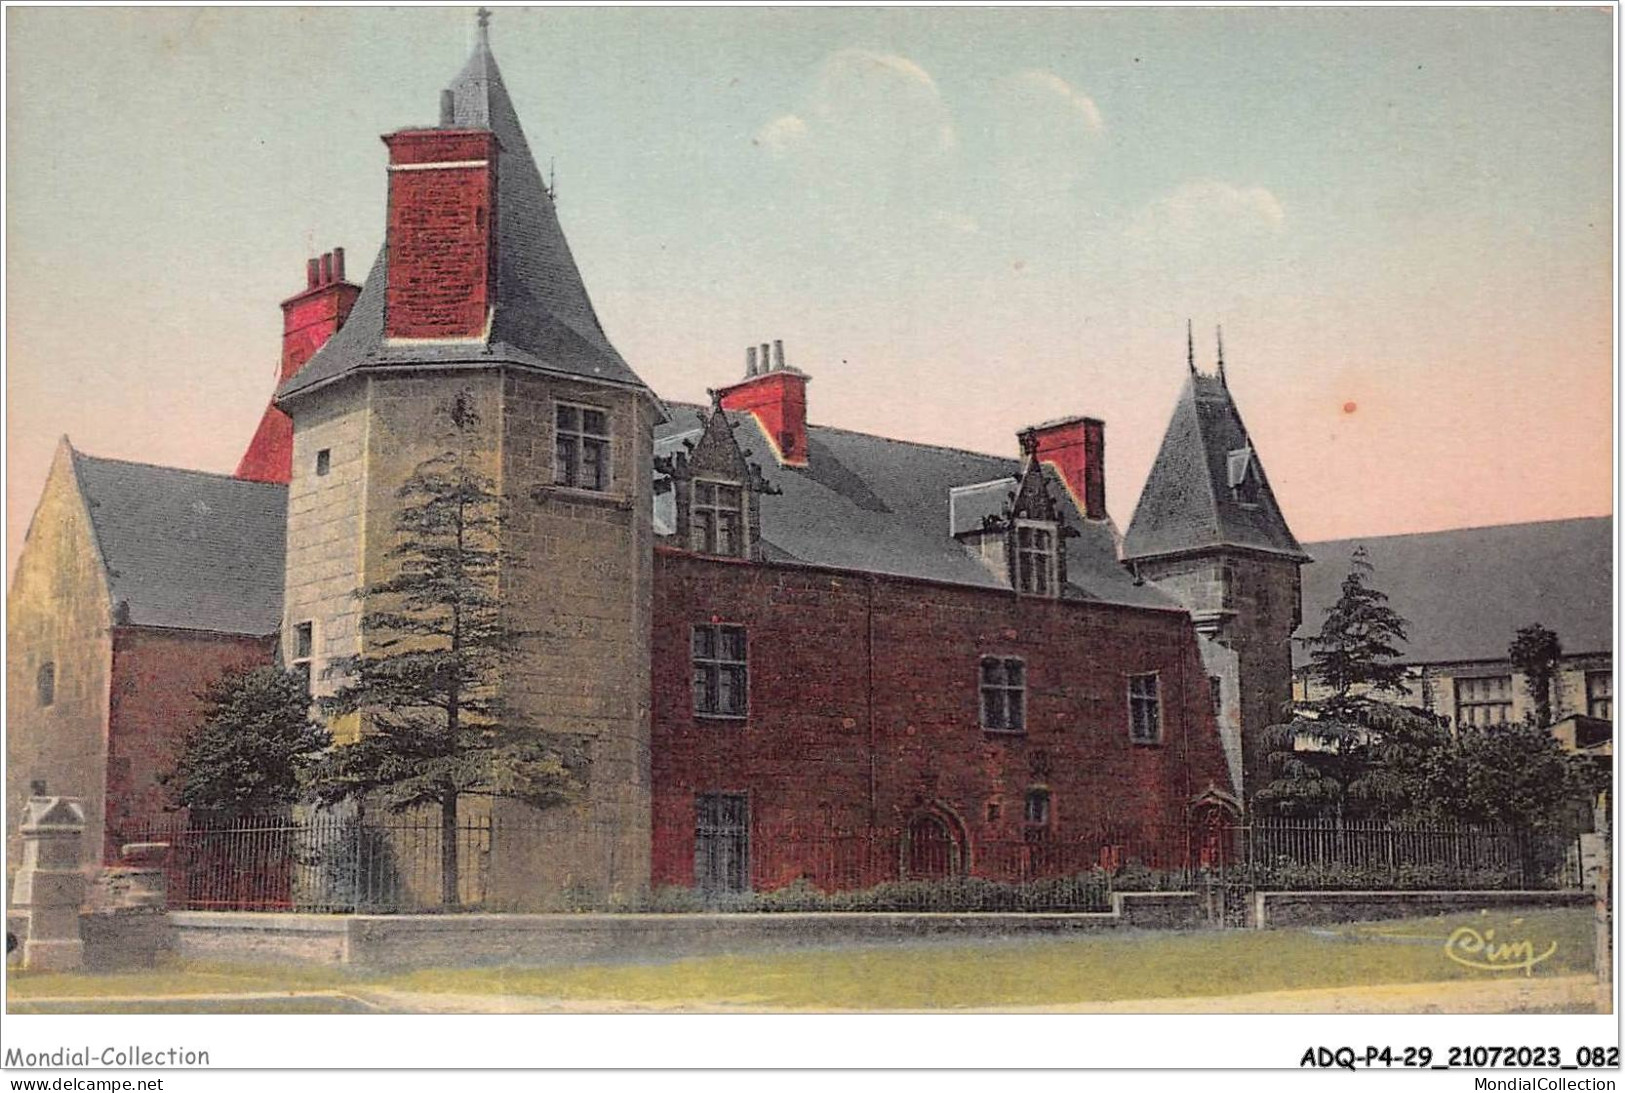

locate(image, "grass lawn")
(6, 907), (1597, 1012)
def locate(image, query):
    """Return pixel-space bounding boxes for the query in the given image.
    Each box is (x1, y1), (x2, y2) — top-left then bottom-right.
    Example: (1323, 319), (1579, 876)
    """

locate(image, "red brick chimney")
(236, 249), (360, 483)
(381, 128), (500, 341)
(1024, 416), (1106, 519)
(717, 339), (809, 467)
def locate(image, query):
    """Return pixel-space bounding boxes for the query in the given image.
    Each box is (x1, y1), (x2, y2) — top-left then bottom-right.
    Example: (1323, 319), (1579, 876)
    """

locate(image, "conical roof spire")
(1186, 319), (1195, 374)
(279, 18), (653, 403)
(1122, 334), (1306, 563)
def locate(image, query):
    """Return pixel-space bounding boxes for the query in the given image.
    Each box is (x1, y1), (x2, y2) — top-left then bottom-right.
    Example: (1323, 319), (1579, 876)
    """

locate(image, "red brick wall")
(103, 627), (275, 862)
(382, 128), (499, 340)
(651, 551), (1233, 892)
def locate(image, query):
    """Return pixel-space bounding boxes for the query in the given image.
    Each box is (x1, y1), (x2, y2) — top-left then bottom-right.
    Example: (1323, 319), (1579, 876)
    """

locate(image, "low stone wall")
(171, 912), (350, 965)
(169, 891), (1202, 968)
(1253, 889), (1591, 929)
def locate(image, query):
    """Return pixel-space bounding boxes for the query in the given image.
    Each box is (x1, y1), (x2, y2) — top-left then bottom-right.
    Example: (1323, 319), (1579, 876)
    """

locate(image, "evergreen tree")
(1255, 548), (1426, 818)
(1305, 546), (1410, 698)
(1508, 623), (1563, 728)
(163, 666), (330, 820)
(310, 390), (583, 907)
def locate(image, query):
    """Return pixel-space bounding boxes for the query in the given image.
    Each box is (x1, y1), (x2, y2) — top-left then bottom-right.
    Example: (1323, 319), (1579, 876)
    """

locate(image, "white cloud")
(1004, 69), (1104, 133)
(1127, 180), (1287, 244)
(754, 114), (808, 154)
(756, 48), (958, 163)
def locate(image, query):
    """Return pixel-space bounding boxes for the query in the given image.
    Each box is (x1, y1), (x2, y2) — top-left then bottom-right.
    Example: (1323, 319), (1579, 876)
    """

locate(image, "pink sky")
(6, 8), (1614, 581)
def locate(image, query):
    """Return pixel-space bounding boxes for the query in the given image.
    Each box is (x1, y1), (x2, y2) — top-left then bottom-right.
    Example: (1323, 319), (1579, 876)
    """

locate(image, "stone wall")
(284, 378), (372, 740)
(1253, 888), (1591, 929)
(492, 371), (655, 908)
(167, 894), (1202, 968)
(5, 444), (113, 878)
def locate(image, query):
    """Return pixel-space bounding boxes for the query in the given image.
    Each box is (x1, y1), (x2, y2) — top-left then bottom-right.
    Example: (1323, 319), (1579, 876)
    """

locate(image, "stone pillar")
(11, 796), (88, 971)
(83, 842), (172, 972)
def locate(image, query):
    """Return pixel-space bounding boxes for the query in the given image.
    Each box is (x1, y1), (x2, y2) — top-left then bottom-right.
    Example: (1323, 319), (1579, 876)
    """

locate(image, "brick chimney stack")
(718, 339), (810, 467)
(236, 248), (361, 483)
(1024, 416), (1107, 519)
(381, 125), (500, 341)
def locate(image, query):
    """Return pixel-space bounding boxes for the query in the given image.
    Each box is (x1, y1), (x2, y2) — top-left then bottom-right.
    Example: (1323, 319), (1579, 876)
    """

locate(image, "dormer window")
(1227, 447), (1261, 507)
(691, 480), (745, 558)
(1015, 521), (1057, 596)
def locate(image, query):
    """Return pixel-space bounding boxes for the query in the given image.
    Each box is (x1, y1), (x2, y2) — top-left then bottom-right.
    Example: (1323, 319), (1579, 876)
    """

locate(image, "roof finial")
(476, 7), (492, 46)
(1215, 324), (1226, 385)
(1185, 319), (1195, 374)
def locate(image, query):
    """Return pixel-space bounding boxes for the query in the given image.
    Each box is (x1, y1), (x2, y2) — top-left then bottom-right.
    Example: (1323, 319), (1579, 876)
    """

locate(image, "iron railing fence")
(1235, 818), (1584, 891)
(120, 812), (492, 913)
(115, 812), (1585, 914)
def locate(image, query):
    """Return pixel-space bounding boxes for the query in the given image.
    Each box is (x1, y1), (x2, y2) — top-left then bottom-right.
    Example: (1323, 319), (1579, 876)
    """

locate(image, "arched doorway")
(905, 811), (964, 880)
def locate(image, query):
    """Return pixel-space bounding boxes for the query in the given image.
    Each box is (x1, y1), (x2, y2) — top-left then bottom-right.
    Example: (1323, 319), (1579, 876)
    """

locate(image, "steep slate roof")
(655, 405), (1176, 611)
(1296, 517), (1613, 667)
(1123, 372), (1308, 563)
(70, 450), (287, 636)
(278, 32), (651, 402)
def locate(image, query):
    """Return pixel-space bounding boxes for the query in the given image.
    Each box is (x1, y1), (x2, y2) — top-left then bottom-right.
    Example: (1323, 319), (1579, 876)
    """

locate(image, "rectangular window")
(692, 624), (748, 718)
(315, 449), (331, 477)
(554, 404), (611, 491)
(980, 656), (1026, 732)
(1015, 523), (1056, 596)
(292, 622), (314, 694)
(1587, 671), (1612, 721)
(37, 662), (55, 708)
(1024, 788), (1050, 826)
(1209, 675), (1223, 717)
(1455, 675), (1513, 727)
(1129, 673), (1162, 744)
(690, 480), (745, 557)
(695, 793), (750, 895)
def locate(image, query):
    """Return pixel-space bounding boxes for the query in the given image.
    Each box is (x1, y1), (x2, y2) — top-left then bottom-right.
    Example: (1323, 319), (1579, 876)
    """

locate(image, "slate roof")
(278, 34), (650, 403)
(70, 449), (287, 636)
(655, 405), (1176, 611)
(1123, 372), (1308, 563)
(1296, 517), (1613, 667)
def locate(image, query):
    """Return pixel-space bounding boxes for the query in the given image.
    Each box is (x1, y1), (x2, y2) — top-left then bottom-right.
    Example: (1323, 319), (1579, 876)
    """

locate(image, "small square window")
(1129, 673), (1162, 744)
(315, 449), (331, 477)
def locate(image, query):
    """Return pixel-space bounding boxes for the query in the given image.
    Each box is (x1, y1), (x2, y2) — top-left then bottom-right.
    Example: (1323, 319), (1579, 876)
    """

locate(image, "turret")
(1123, 327), (1309, 804)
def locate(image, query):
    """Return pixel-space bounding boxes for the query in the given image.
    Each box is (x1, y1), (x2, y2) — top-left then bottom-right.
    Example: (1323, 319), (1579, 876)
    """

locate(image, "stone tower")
(274, 18), (662, 908)
(1122, 333), (1308, 808)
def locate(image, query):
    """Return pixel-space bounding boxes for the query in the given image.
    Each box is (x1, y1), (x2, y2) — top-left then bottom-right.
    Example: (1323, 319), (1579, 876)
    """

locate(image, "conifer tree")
(1306, 545), (1410, 700)
(310, 390), (583, 907)
(1508, 623), (1563, 728)
(164, 666), (330, 820)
